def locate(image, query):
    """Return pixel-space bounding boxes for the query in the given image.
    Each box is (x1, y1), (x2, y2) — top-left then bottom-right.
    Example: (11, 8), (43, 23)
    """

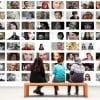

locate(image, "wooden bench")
(24, 82), (88, 97)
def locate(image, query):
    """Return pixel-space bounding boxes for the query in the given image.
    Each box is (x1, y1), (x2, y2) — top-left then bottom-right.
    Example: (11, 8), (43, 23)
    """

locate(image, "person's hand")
(48, 80), (51, 83)
(69, 78), (72, 82)
(50, 74), (54, 82)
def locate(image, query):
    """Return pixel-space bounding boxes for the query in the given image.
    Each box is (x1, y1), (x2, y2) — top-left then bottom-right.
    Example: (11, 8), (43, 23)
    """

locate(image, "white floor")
(0, 86), (100, 100)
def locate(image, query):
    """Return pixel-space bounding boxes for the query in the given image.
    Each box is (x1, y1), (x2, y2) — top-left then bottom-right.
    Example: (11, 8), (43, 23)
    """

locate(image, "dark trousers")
(54, 86), (59, 95)
(68, 86), (79, 94)
(35, 86), (42, 91)
(53, 78), (65, 95)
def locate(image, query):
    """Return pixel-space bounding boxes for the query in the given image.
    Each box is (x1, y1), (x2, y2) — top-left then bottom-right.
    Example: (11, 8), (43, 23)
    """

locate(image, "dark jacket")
(70, 72), (84, 82)
(30, 64), (46, 83)
(8, 35), (19, 40)
(69, 63), (85, 82)
(70, 16), (79, 19)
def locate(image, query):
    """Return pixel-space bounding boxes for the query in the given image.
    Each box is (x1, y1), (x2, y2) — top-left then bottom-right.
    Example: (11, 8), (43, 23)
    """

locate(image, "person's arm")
(52, 65), (56, 76)
(71, 64), (75, 71)
(82, 65), (85, 72)
(52, 65), (56, 81)
(70, 64), (75, 75)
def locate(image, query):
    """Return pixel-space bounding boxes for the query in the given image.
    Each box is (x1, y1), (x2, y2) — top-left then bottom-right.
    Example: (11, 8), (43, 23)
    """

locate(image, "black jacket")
(8, 35), (19, 40)
(70, 16), (79, 19)
(71, 72), (84, 82)
(30, 65), (46, 83)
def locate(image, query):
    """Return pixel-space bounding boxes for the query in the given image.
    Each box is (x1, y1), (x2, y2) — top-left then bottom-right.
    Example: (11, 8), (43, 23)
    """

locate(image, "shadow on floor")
(25, 95), (87, 98)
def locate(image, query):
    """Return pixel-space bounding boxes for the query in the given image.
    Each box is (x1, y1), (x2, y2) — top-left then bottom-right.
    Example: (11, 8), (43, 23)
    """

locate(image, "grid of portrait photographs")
(0, 0), (100, 86)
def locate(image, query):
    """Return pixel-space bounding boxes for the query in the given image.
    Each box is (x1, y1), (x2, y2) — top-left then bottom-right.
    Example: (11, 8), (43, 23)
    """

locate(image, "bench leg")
(83, 84), (88, 97)
(24, 85), (29, 97)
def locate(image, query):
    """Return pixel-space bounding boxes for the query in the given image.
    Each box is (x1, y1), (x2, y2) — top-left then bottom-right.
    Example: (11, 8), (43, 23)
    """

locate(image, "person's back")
(30, 57), (46, 82)
(71, 63), (84, 73)
(68, 58), (85, 95)
(52, 58), (65, 95)
(30, 68), (45, 82)
(30, 57), (46, 95)
(53, 64), (65, 81)
(70, 63), (84, 82)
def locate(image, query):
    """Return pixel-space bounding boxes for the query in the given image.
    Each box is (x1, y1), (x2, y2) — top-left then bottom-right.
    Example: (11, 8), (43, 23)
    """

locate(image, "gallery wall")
(0, 0), (100, 86)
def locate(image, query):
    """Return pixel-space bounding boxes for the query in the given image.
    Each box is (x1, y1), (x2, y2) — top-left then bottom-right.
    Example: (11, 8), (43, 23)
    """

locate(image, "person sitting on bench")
(68, 58), (85, 95)
(30, 57), (46, 95)
(52, 58), (65, 95)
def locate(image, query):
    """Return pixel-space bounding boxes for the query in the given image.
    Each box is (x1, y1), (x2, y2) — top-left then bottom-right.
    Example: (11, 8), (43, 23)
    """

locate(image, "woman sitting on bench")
(30, 57), (46, 95)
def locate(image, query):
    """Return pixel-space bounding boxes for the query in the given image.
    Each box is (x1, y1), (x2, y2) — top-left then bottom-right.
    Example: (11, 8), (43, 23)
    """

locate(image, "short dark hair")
(24, 1), (28, 5)
(72, 11), (77, 15)
(57, 58), (63, 63)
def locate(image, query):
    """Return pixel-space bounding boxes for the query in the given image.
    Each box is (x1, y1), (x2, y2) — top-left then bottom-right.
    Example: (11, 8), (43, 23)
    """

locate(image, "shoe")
(38, 91), (44, 96)
(33, 89), (38, 93)
(33, 90), (44, 96)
